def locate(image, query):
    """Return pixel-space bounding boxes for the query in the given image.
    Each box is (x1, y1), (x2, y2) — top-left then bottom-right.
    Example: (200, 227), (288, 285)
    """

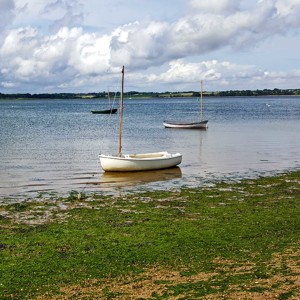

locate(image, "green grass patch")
(1, 171), (300, 298)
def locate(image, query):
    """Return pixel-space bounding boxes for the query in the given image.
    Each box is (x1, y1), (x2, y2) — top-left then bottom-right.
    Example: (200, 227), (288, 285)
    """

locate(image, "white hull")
(163, 120), (208, 129)
(99, 151), (182, 172)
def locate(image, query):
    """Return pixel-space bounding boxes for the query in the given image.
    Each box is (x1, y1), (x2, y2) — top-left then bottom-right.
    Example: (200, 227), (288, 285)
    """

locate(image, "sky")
(0, 0), (300, 93)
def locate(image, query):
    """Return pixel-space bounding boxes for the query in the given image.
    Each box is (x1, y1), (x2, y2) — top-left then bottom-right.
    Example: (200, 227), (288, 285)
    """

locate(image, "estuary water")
(0, 96), (299, 202)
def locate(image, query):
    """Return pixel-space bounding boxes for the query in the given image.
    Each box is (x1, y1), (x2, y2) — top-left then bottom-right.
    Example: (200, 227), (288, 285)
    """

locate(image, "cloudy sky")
(1, 0), (300, 93)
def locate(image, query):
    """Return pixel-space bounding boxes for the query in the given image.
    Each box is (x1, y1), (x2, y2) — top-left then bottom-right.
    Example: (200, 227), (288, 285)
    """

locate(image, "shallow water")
(0, 96), (299, 202)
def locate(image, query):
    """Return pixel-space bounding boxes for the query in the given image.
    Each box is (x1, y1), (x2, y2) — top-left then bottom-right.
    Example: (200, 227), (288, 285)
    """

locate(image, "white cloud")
(1, 27), (39, 57)
(1, 0), (300, 92)
(148, 59), (260, 86)
(68, 31), (112, 74)
(110, 21), (169, 69)
(142, 59), (300, 91)
(107, 0), (300, 70)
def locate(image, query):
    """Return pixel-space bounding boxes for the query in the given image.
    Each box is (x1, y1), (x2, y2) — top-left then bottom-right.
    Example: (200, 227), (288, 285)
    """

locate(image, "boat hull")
(163, 120), (208, 129)
(99, 152), (182, 172)
(91, 108), (117, 114)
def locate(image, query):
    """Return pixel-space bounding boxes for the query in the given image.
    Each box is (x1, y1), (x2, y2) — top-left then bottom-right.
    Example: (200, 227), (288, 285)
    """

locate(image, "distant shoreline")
(1, 88), (300, 100)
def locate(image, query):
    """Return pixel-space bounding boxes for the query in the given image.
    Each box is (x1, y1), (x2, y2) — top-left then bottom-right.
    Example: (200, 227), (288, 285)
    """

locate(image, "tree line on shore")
(0, 88), (300, 99)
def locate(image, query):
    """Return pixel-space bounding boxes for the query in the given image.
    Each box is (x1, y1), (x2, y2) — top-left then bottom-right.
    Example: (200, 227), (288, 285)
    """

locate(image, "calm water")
(0, 96), (299, 202)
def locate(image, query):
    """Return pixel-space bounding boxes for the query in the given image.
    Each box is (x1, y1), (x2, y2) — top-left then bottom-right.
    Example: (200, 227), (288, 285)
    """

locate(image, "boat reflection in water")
(98, 167), (182, 189)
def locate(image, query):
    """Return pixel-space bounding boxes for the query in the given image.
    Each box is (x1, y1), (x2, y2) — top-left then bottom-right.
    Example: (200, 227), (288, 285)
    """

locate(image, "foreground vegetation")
(1, 171), (300, 299)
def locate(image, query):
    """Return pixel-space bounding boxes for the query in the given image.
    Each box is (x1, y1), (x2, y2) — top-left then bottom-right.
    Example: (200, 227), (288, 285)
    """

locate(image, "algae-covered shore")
(1, 171), (300, 299)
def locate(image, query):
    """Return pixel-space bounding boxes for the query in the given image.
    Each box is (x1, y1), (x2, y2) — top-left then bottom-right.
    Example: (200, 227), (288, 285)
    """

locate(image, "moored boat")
(91, 108), (117, 114)
(100, 151), (182, 172)
(99, 66), (182, 172)
(163, 120), (208, 129)
(163, 80), (208, 129)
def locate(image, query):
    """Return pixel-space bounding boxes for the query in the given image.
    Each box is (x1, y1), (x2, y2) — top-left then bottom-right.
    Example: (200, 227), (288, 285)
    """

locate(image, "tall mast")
(200, 80), (203, 121)
(118, 66), (124, 157)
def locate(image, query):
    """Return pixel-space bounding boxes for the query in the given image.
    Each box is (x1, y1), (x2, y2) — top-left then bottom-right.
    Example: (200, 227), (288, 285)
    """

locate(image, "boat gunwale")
(163, 120), (208, 126)
(99, 152), (182, 162)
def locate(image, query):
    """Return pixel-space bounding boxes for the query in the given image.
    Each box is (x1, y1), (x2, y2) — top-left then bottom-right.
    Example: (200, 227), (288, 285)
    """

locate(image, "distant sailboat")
(163, 80), (208, 129)
(91, 89), (118, 114)
(91, 108), (117, 114)
(99, 66), (182, 172)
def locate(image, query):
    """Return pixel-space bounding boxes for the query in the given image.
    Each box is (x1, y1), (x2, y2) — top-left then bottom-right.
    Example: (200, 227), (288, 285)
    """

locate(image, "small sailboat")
(91, 89), (118, 114)
(163, 80), (208, 129)
(99, 66), (182, 172)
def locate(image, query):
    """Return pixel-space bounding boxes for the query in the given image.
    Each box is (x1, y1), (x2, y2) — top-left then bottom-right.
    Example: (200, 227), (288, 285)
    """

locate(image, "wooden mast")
(118, 66), (124, 157)
(200, 80), (203, 121)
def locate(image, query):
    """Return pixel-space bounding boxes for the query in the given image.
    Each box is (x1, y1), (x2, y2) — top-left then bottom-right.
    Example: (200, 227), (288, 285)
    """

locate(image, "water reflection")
(97, 167), (182, 188)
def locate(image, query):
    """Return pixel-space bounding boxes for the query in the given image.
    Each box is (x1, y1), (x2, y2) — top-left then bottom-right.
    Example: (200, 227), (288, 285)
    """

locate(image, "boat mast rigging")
(118, 66), (124, 157)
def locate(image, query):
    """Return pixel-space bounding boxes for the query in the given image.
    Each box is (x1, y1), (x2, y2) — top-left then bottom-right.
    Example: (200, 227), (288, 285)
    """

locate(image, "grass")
(0, 171), (300, 299)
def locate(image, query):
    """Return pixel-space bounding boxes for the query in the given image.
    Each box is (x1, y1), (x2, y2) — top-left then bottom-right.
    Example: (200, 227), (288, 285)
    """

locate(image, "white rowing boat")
(164, 80), (208, 129)
(99, 66), (182, 172)
(100, 151), (182, 172)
